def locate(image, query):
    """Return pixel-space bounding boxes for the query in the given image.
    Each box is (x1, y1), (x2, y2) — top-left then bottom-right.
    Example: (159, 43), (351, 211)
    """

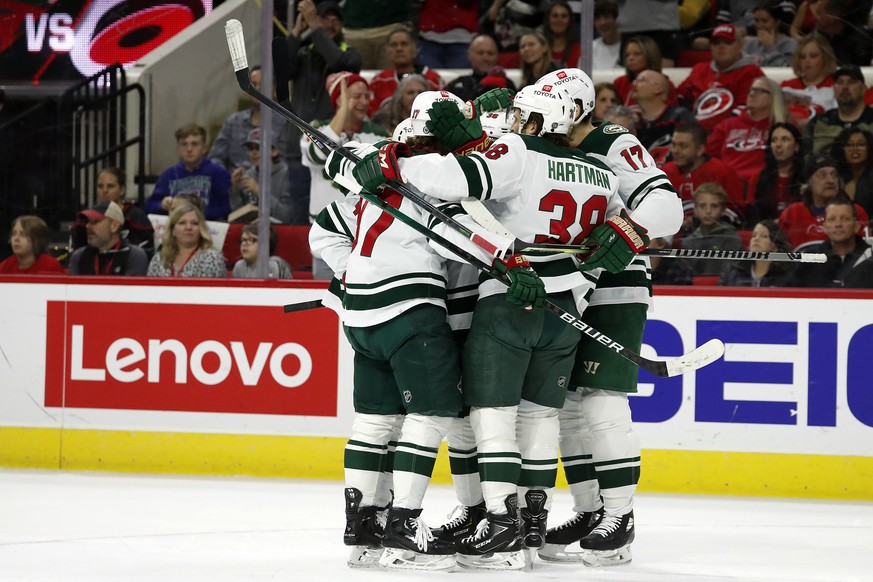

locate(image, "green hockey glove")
(425, 100), (485, 152)
(352, 142), (410, 193)
(578, 209), (650, 274)
(494, 254), (546, 309)
(470, 88), (514, 115)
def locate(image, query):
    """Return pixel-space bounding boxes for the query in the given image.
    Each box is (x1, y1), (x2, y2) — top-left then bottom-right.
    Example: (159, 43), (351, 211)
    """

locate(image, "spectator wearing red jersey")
(706, 76), (789, 200)
(367, 28), (444, 118)
(662, 121), (746, 228)
(676, 23), (764, 132)
(778, 153), (870, 250)
(749, 122), (805, 225)
(780, 34), (837, 127)
(630, 69), (694, 167)
(0, 215), (64, 275)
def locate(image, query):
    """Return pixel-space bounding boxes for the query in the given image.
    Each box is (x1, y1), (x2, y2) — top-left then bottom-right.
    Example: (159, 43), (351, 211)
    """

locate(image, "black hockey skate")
(519, 490), (548, 569)
(378, 507), (456, 571)
(431, 501), (487, 546)
(578, 509), (635, 567)
(343, 487), (384, 568)
(538, 506), (604, 562)
(455, 494), (525, 571)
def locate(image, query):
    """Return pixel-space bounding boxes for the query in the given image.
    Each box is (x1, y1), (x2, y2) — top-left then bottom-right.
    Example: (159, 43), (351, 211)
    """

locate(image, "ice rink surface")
(1, 469), (871, 582)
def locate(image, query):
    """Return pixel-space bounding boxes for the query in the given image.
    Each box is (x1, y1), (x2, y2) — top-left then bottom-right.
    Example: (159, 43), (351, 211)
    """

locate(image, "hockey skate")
(519, 490), (548, 569)
(431, 502), (487, 546)
(578, 510), (635, 567)
(455, 494), (525, 571)
(378, 507), (456, 571)
(343, 487), (384, 568)
(538, 507), (605, 562)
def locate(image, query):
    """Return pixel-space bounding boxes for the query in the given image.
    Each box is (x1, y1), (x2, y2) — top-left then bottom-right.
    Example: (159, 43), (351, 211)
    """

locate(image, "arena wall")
(1, 276), (871, 501)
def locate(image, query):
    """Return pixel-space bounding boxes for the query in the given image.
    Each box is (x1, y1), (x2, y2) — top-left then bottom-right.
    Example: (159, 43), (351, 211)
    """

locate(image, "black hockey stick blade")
(283, 299), (325, 313)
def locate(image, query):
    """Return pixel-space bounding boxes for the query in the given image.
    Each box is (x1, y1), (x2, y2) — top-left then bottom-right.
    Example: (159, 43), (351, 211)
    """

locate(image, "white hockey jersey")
(577, 122), (683, 308)
(309, 195), (358, 317)
(301, 120), (387, 222)
(398, 132), (624, 300)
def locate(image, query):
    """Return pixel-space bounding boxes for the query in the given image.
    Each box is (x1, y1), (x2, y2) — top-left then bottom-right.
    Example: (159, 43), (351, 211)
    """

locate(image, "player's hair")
(407, 135), (453, 155)
(9, 215), (50, 256)
(692, 182), (728, 207)
(174, 123), (207, 143)
(674, 121), (707, 147)
(159, 203), (212, 268)
(242, 221), (278, 255)
(790, 33), (837, 78)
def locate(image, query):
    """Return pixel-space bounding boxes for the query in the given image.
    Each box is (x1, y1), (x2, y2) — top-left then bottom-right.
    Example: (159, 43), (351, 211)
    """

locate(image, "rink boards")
(1, 276), (872, 500)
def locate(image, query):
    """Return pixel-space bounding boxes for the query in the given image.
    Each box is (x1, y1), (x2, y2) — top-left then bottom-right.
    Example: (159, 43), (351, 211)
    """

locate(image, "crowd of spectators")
(4, 0), (873, 286)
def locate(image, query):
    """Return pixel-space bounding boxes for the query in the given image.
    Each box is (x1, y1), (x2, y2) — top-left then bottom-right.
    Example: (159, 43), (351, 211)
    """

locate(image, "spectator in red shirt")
(677, 23), (765, 132)
(367, 28), (444, 118)
(707, 76), (789, 199)
(542, 0), (581, 68)
(778, 153), (870, 249)
(780, 33), (837, 127)
(0, 216), (64, 275)
(749, 122), (805, 225)
(662, 121), (746, 228)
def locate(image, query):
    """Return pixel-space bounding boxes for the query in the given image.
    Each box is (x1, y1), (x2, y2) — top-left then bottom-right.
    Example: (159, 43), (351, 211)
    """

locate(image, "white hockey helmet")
(479, 110), (511, 138)
(508, 83), (575, 136)
(392, 117), (414, 142)
(409, 90), (466, 137)
(536, 68), (596, 123)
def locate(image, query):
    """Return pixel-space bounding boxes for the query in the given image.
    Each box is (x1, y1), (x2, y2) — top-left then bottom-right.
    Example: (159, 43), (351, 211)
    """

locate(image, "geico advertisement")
(628, 295), (873, 457)
(44, 300), (338, 416)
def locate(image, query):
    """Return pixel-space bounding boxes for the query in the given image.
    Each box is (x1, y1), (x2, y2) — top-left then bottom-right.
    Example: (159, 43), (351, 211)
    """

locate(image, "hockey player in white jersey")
(317, 89), (518, 571)
(534, 68), (683, 566)
(353, 83), (628, 569)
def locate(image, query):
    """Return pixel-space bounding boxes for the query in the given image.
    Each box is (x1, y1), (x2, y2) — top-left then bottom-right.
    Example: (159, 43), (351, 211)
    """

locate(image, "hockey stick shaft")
(459, 197), (825, 263)
(223, 20), (721, 377)
(522, 244), (827, 263)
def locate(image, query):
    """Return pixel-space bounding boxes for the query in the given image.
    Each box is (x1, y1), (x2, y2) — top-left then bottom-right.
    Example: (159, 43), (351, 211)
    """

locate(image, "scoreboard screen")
(0, 0), (214, 82)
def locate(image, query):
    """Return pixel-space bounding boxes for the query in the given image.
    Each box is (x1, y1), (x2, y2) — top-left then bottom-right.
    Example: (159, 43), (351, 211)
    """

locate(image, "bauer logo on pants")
(44, 301), (338, 416)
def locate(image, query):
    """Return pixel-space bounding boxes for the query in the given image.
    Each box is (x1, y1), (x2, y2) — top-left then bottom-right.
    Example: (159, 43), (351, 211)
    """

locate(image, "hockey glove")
(470, 88), (514, 115)
(352, 142), (411, 193)
(426, 100), (487, 153)
(578, 209), (650, 274)
(494, 254), (546, 309)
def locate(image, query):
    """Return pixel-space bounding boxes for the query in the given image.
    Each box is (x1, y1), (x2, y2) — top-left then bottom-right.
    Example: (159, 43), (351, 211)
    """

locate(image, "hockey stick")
(223, 20), (724, 377)
(283, 299), (325, 313)
(460, 198), (827, 264)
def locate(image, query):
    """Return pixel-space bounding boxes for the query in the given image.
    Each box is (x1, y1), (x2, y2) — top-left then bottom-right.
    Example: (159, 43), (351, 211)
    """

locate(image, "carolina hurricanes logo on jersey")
(726, 128), (768, 152)
(695, 87), (735, 120)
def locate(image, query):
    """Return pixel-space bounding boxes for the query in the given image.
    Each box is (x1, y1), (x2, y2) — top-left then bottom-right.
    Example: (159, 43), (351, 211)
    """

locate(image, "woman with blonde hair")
(780, 33), (838, 125)
(147, 203), (226, 278)
(518, 31), (558, 87)
(371, 73), (429, 135)
(707, 76), (789, 207)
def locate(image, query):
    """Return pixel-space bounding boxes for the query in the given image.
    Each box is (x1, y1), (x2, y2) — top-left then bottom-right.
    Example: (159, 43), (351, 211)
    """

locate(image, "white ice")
(1, 469), (871, 581)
